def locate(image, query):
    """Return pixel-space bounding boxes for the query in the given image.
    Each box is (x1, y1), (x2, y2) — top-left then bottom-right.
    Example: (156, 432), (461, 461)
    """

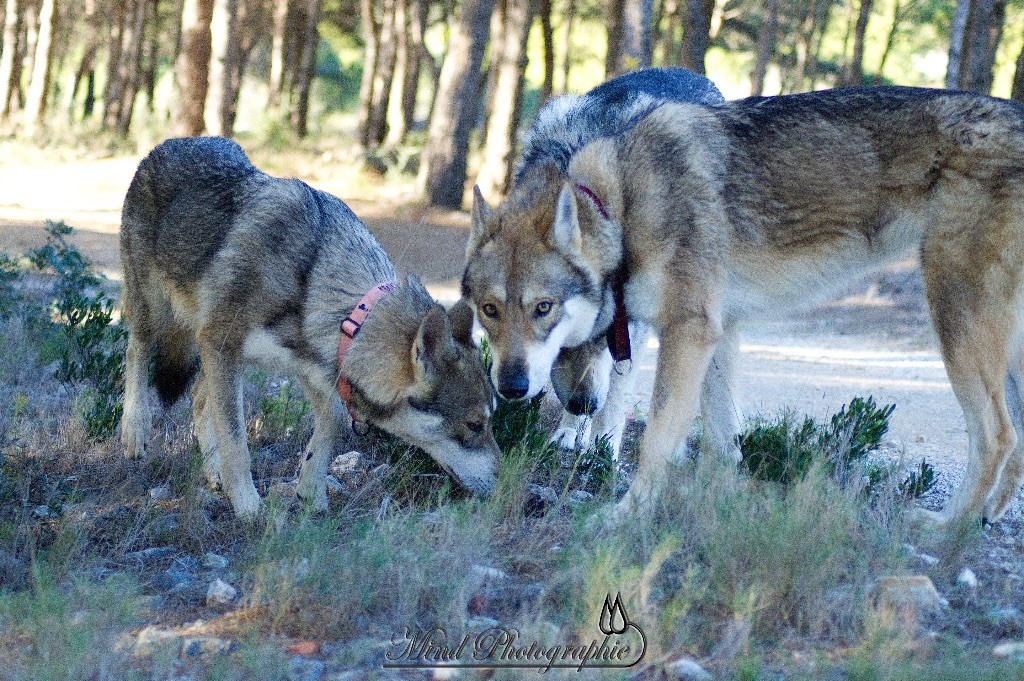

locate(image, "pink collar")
(337, 281), (396, 421)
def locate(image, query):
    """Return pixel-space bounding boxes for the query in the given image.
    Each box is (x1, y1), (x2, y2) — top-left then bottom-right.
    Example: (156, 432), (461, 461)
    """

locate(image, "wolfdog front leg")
(295, 376), (338, 511)
(617, 313), (722, 515)
(197, 341), (262, 519)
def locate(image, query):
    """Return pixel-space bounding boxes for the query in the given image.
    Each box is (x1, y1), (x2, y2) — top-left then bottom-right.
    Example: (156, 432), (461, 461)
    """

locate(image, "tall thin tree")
(22, 0), (56, 128)
(420, 0), (494, 207)
(0, 0), (21, 116)
(476, 0), (535, 200)
(171, 0), (215, 136)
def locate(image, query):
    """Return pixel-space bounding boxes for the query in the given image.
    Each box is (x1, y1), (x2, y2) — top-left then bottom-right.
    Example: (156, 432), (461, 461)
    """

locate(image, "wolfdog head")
(462, 160), (622, 403)
(348, 295), (500, 496)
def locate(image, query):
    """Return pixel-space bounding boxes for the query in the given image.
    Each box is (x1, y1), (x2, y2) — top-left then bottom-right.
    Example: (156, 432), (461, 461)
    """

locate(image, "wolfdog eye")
(535, 301), (552, 316)
(482, 303), (499, 318)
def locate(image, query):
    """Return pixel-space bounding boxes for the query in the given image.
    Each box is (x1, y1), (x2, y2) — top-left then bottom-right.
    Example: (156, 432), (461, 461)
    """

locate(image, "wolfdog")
(491, 67), (723, 455)
(464, 86), (1024, 528)
(121, 137), (499, 519)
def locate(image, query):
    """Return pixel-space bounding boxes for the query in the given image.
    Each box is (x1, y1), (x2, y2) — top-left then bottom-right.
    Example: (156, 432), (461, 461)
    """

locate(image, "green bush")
(739, 396), (934, 499)
(28, 221), (127, 439)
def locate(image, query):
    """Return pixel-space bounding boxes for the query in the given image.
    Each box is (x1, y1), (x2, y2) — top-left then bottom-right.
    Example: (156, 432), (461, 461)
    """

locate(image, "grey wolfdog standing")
(485, 67), (724, 456)
(121, 137), (499, 519)
(464, 85), (1024, 529)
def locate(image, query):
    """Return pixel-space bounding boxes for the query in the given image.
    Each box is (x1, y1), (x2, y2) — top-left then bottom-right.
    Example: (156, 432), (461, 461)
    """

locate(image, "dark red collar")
(606, 271), (630, 362)
(337, 281), (396, 422)
(575, 183), (609, 219)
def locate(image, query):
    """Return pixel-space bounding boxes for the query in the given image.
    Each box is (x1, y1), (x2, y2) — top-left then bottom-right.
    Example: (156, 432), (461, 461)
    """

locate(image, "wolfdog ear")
(448, 299), (475, 347)
(550, 182), (583, 254)
(468, 186), (497, 255)
(413, 305), (455, 382)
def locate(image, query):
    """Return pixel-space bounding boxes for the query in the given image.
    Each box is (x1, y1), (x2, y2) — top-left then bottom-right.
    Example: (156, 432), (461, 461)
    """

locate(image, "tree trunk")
(222, 0), (255, 133)
(384, 0), (410, 145)
(476, 0), (534, 200)
(68, 0), (99, 118)
(873, 0), (902, 84)
(412, 0), (436, 117)
(479, 0), (507, 145)
(792, 0), (817, 90)
(101, 0), (126, 126)
(605, 0), (622, 75)
(114, 0), (149, 135)
(365, 0), (397, 145)
(560, 0), (573, 90)
(290, 0), (319, 136)
(0, 0), (21, 116)
(806, 0), (833, 88)
(953, 0), (1005, 93)
(606, 0), (650, 75)
(356, 0), (380, 144)
(1012, 35), (1024, 101)
(679, 0), (712, 74)
(19, 0), (39, 111)
(171, 0), (214, 136)
(267, 0), (288, 108)
(419, 0), (494, 208)
(661, 0), (678, 67)
(143, 0), (158, 111)
(205, 0), (237, 135)
(539, 0), (552, 103)
(750, 0), (776, 95)
(844, 0), (872, 85)
(946, 0), (970, 88)
(21, 0), (54, 127)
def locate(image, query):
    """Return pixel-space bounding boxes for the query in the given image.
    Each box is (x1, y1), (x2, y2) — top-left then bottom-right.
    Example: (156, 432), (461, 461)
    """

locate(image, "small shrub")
(739, 396), (932, 498)
(27, 222), (127, 440)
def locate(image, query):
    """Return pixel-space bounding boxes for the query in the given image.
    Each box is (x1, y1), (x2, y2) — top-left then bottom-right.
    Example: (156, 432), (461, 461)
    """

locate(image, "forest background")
(0, 0), (1022, 208)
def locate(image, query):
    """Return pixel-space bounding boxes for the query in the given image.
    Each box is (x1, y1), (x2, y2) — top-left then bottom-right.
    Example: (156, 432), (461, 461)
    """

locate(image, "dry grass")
(0, 229), (1023, 680)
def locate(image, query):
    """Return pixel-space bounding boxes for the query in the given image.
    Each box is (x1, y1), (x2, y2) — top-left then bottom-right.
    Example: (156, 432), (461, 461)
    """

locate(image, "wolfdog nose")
(498, 365), (529, 400)
(566, 394), (599, 415)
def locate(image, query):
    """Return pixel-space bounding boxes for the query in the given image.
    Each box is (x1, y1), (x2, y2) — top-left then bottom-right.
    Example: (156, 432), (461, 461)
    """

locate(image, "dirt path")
(0, 153), (1018, 524)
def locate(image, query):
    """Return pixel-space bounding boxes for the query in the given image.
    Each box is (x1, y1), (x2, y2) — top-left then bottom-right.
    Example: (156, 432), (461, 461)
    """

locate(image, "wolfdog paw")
(549, 426), (583, 451)
(229, 485), (265, 521)
(296, 480), (329, 513)
(909, 507), (947, 532)
(123, 434), (148, 459)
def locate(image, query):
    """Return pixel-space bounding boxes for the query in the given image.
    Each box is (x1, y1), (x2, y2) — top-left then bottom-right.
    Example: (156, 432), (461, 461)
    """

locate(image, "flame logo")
(598, 592), (630, 635)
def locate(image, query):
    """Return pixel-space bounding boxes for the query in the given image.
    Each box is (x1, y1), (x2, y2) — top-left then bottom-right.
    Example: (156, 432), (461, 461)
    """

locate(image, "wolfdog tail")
(152, 323), (199, 406)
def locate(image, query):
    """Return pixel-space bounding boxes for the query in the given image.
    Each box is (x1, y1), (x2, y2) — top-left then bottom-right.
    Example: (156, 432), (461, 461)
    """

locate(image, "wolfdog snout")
(497, 361), (530, 400)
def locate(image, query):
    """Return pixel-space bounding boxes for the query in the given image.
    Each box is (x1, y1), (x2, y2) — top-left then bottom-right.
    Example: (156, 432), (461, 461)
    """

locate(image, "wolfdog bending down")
(121, 137), (499, 518)
(464, 86), (1024, 528)
(489, 67), (723, 456)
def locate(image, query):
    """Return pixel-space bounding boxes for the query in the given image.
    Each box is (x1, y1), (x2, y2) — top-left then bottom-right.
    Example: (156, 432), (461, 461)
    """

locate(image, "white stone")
(957, 568), (978, 590)
(665, 657), (713, 681)
(206, 578), (238, 606)
(330, 451), (362, 477)
(993, 641), (1024, 661)
(202, 552), (229, 570)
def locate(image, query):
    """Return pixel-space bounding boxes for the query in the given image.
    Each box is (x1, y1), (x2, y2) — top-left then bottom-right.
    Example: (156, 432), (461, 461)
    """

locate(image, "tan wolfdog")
(121, 137), (499, 519)
(463, 86), (1024, 528)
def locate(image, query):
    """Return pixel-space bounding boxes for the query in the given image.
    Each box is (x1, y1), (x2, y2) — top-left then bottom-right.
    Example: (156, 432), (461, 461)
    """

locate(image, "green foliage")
(740, 397), (935, 499)
(27, 221), (127, 440)
(256, 380), (310, 442)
